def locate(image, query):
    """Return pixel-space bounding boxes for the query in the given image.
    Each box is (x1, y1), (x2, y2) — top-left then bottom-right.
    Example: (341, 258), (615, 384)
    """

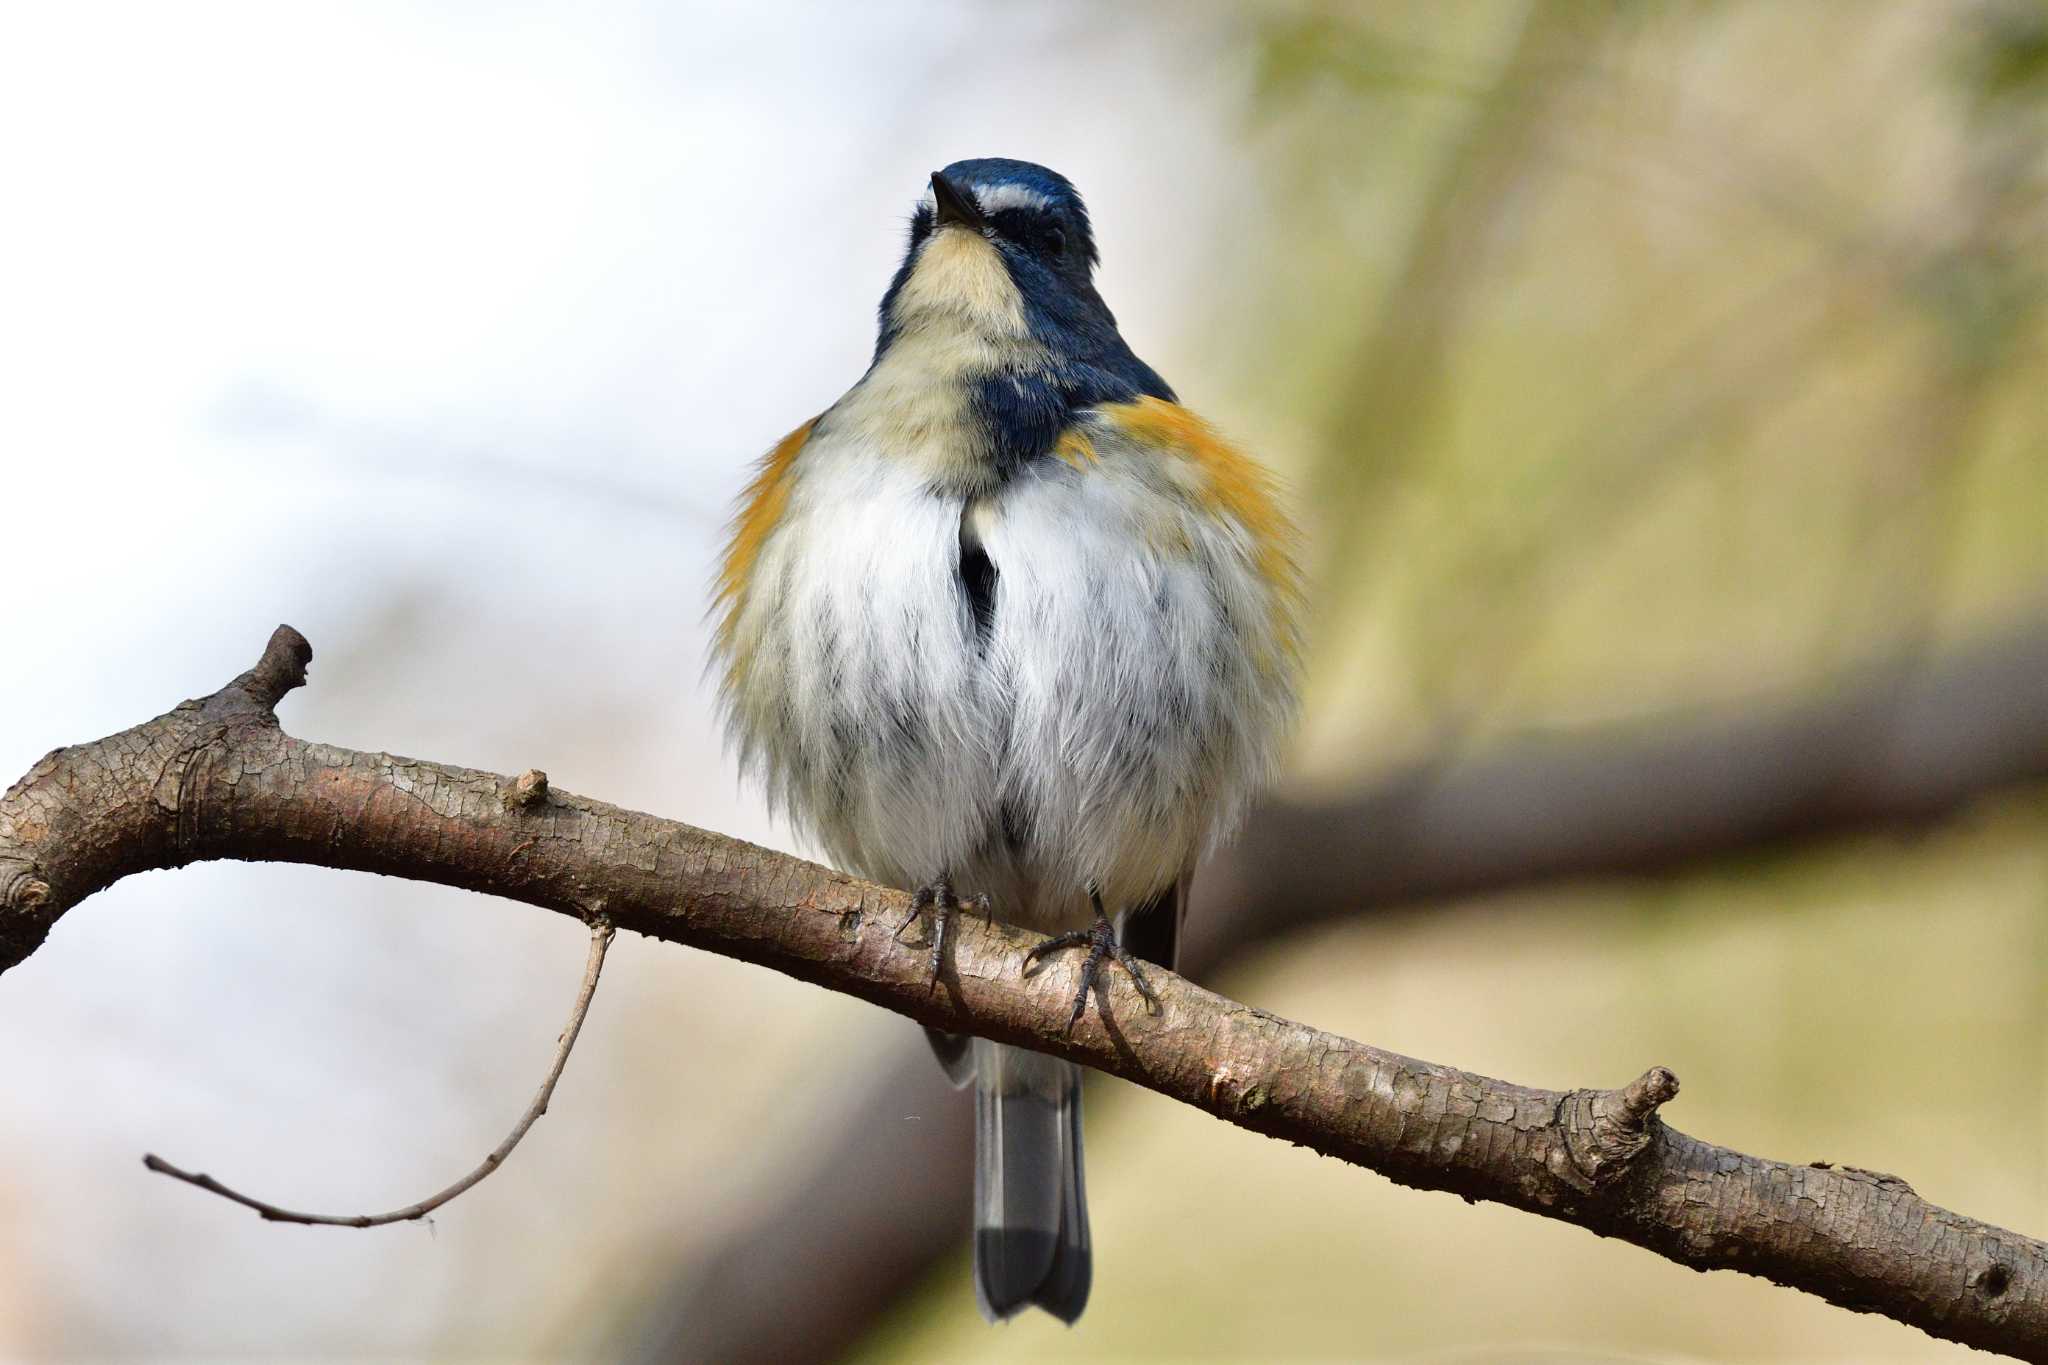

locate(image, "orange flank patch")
(1098, 396), (1303, 613)
(1053, 426), (1098, 468)
(715, 418), (815, 647)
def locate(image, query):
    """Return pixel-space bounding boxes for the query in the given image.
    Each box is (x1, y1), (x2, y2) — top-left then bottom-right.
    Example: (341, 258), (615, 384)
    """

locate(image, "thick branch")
(633, 610), (2048, 1363)
(4, 627), (2045, 1359)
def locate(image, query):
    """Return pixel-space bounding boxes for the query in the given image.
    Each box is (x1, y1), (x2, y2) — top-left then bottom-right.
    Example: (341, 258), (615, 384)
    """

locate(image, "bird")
(712, 157), (1302, 1325)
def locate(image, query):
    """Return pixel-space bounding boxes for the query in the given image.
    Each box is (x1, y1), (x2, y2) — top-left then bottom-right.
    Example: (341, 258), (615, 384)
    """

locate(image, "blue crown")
(932, 158), (1098, 266)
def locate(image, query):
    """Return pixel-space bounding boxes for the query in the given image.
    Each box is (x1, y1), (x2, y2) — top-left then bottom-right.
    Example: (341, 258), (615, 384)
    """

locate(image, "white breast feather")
(726, 432), (1000, 887)
(979, 431), (1294, 920)
(723, 408), (1296, 934)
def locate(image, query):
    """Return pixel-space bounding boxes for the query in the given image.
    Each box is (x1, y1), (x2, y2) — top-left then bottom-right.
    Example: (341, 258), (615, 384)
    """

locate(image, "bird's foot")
(894, 876), (992, 988)
(1022, 897), (1162, 1031)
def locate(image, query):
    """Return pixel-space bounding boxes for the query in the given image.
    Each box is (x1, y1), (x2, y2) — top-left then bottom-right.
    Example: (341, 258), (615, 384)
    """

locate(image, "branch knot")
(0, 862), (57, 972)
(225, 625), (312, 715)
(505, 769), (551, 809)
(1563, 1066), (1679, 1189)
(2, 865), (50, 912)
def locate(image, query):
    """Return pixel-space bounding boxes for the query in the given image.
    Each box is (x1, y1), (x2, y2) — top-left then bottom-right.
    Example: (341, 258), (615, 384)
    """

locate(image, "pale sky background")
(0, 2), (1252, 1355)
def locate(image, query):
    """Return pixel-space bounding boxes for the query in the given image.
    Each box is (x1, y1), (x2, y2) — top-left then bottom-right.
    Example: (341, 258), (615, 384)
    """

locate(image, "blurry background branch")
(627, 607), (2048, 1363)
(6, 627), (2048, 1361)
(1201, 605), (2048, 957)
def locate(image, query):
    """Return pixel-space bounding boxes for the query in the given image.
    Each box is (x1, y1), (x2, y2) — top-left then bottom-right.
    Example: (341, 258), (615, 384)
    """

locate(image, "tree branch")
(630, 609), (2048, 1364)
(4, 627), (2045, 1359)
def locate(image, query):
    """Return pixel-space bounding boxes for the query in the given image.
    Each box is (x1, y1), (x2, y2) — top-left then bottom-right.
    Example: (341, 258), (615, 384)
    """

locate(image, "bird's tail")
(968, 1038), (1091, 1324)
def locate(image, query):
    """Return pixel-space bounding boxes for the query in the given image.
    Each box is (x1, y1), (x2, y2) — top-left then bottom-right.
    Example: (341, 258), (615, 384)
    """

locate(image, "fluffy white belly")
(726, 430), (1275, 933)
(728, 439), (1000, 895)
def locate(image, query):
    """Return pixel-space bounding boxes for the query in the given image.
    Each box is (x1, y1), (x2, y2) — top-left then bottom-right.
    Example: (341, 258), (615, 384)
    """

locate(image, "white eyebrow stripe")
(974, 183), (1053, 213)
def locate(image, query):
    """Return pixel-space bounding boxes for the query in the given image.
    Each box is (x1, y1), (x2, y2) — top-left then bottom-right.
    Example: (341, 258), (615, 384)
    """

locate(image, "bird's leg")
(1021, 888), (1162, 1030)
(895, 876), (990, 988)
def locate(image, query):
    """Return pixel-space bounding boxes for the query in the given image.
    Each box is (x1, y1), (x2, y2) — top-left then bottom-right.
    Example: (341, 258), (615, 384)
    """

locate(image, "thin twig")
(141, 919), (614, 1227)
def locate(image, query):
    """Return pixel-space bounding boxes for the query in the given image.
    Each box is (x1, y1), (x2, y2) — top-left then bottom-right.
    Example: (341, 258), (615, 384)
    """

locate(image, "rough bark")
(4, 627), (2046, 1359)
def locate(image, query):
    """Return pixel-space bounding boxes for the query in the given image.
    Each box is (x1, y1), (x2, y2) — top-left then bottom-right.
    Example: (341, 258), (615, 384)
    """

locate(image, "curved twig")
(3, 626), (2046, 1359)
(139, 918), (613, 1227)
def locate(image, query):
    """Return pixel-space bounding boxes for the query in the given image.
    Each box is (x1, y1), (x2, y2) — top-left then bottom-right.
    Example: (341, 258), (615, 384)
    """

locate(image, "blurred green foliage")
(1217, 0), (2045, 773)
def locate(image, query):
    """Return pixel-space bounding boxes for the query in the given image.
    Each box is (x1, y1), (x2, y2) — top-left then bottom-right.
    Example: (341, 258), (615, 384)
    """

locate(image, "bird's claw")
(896, 877), (990, 988)
(1022, 898), (1161, 1030)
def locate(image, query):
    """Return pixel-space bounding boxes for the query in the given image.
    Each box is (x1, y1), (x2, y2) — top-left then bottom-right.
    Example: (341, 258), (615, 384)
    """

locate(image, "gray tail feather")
(970, 1039), (1091, 1324)
(924, 1025), (975, 1088)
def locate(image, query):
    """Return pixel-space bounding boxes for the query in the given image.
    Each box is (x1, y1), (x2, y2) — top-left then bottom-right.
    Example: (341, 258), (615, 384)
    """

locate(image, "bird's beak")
(930, 171), (986, 231)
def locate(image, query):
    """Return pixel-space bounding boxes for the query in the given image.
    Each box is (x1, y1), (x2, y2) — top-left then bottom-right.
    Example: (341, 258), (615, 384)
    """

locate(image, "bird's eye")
(1045, 226), (1068, 261)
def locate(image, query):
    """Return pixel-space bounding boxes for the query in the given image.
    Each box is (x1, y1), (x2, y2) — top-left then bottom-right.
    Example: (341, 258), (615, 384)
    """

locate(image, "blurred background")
(1, 0), (2044, 1360)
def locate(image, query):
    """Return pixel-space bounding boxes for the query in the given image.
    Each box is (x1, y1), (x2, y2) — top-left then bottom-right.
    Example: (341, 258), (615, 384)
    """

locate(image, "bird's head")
(875, 158), (1117, 365)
